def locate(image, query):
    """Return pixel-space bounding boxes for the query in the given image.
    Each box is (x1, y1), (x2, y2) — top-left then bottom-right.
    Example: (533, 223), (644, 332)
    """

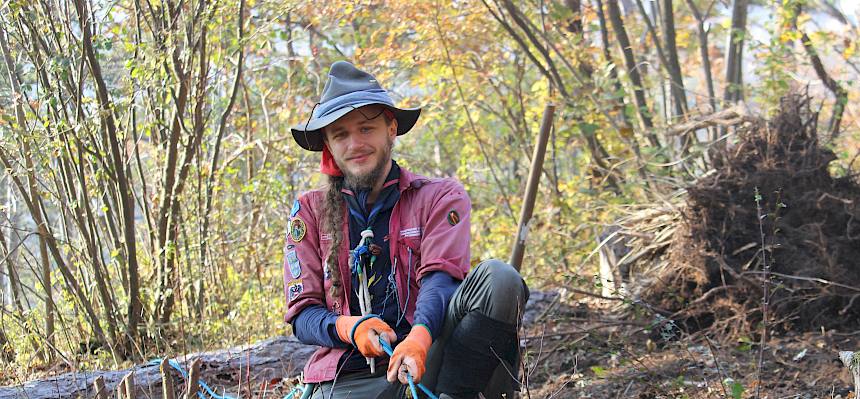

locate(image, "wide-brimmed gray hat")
(291, 61), (421, 151)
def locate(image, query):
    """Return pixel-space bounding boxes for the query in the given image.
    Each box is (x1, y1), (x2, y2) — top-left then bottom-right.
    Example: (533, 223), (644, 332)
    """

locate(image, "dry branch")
(663, 105), (751, 137)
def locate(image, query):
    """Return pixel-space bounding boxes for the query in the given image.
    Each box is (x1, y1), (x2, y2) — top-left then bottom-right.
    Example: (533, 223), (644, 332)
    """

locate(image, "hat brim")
(291, 102), (421, 151)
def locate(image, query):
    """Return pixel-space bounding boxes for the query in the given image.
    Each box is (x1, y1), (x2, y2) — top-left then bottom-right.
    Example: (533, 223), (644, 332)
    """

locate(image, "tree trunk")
(72, 0), (142, 350)
(594, 0), (639, 148)
(201, 0), (245, 286)
(661, 0), (688, 119)
(687, 0), (717, 115)
(606, 0), (659, 147)
(0, 221), (24, 314)
(724, 0), (748, 104)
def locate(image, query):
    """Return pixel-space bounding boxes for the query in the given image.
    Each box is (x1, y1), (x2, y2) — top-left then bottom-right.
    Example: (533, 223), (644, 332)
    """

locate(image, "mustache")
(345, 151), (374, 160)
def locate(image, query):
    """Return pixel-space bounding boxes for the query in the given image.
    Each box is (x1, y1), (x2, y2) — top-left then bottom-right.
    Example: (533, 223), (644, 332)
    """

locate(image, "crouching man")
(283, 61), (529, 398)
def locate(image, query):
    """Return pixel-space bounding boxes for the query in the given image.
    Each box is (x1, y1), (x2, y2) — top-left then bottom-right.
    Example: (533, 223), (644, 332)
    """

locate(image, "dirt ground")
(522, 295), (858, 399)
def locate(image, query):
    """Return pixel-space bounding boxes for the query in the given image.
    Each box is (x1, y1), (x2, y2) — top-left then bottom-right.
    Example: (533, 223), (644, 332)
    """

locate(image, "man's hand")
(335, 315), (396, 357)
(386, 325), (432, 384)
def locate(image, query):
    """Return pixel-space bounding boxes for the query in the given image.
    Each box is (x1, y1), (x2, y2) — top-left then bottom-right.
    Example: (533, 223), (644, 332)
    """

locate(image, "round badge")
(290, 218), (307, 243)
(447, 209), (460, 226)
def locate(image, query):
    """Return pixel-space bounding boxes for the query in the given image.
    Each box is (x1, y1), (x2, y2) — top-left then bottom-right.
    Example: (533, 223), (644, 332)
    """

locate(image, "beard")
(340, 137), (393, 191)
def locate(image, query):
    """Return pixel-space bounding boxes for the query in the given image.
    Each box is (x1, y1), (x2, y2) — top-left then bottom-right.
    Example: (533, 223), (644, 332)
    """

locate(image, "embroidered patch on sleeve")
(289, 218), (306, 243)
(447, 209), (461, 226)
(286, 249), (302, 278)
(287, 279), (304, 301)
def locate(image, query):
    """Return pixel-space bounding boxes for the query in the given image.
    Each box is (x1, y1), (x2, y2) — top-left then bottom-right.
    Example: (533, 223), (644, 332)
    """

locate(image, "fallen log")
(0, 290), (561, 399)
(0, 335), (315, 399)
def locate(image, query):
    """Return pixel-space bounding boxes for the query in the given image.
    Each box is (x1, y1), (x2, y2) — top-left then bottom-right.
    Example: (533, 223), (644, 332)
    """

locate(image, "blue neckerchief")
(342, 161), (401, 231)
(339, 161), (407, 372)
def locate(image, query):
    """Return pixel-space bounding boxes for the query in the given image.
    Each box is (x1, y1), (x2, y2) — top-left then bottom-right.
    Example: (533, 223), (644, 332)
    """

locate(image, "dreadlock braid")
(322, 174), (345, 298)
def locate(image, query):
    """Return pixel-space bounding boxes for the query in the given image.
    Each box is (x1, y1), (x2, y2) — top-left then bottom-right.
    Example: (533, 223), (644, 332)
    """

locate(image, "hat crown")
(320, 61), (384, 104)
(291, 60), (421, 151)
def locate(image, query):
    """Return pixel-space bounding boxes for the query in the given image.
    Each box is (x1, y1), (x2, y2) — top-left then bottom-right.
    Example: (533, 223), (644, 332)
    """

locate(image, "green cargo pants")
(306, 259), (529, 399)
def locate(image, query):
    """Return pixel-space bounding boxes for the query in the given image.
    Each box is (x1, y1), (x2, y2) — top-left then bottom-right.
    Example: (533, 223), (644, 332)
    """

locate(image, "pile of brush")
(612, 95), (860, 335)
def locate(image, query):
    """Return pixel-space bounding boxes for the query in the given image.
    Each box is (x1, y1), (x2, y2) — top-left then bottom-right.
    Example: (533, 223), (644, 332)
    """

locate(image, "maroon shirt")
(283, 167), (471, 383)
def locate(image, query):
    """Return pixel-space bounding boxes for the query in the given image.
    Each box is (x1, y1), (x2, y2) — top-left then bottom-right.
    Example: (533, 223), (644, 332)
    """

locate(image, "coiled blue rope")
(378, 337), (439, 399)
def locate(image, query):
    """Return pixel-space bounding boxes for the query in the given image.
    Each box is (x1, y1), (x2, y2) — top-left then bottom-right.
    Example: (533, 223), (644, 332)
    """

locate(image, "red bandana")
(320, 144), (343, 176)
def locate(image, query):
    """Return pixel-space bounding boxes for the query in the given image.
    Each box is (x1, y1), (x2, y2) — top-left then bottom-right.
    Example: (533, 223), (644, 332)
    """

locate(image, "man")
(284, 61), (528, 398)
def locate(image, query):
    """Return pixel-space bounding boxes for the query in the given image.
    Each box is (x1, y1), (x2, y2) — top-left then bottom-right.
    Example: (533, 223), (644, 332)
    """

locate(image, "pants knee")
(480, 259), (528, 297)
(475, 259), (529, 317)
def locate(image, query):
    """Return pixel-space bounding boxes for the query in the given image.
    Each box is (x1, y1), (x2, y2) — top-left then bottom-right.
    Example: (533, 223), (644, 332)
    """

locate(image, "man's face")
(324, 105), (397, 189)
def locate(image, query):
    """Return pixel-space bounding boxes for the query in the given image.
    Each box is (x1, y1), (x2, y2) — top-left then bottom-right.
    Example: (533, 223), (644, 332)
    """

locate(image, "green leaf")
(731, 381), (744, 399)
(578, 122), (598, 137)
(590, 365), (607, 378)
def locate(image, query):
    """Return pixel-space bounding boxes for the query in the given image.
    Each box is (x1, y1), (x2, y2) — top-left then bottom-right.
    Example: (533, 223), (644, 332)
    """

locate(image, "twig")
(704, 335), (730, 398)
(742, 271), (860, 293)
(753, 187), (771, 399)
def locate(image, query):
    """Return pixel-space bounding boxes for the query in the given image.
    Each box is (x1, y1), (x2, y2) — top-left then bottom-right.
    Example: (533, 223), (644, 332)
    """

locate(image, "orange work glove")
(335, 315), (396, 358)
(386, 325), (432, 384)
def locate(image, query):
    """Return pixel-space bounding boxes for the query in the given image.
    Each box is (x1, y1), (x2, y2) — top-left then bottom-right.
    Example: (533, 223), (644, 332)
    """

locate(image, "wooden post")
(160, 358), (176, 399)
(116, 377), (126, 399)
(123, 371), (136, 399)
(185, 359), (202, 398)
(509, 104), (555, 271)
(93, 376), (108, 399)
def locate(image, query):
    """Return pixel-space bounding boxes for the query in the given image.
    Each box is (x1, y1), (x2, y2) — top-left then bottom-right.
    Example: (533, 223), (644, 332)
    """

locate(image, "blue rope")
(378, 338), (439, 399)
(282, 383), (309, 399)
(152, 357), (310, 399)
(149, 358), (236, 399)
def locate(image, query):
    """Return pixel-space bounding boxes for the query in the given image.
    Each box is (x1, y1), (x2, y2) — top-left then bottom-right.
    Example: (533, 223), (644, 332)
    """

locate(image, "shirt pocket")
(399, 236), (422, 273)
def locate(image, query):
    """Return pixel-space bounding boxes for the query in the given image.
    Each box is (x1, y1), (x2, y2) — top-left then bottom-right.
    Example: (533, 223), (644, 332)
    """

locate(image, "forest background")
(0, 0), (858, 385)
